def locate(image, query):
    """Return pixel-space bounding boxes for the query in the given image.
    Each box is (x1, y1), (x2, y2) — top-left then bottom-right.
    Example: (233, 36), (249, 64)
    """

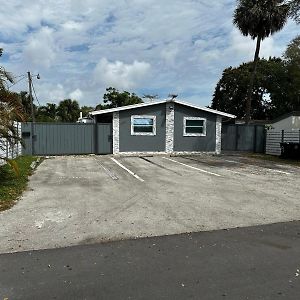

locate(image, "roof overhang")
(90, 99), (236, 119)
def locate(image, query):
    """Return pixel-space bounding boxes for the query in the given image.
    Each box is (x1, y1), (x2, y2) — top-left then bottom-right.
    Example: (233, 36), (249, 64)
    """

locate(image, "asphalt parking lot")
(0, 154), (300, 253)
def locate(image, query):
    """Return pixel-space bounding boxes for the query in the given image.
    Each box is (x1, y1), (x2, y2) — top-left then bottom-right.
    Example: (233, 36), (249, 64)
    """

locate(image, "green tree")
(36, 103), (57, 122)
(80, 106), (94, 117)
(0, 49), (14, 90)
(57, 99), (80, 122)
(96, 87), (143, 110)
(283, 36), (300, 110)
(288, 0), (300, 22)
(19, 91), (31, 116)
(233, 0), (289, 123)
(211, 58), (291, 119)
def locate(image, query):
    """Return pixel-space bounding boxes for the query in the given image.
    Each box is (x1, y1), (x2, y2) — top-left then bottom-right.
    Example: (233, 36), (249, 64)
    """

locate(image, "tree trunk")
(245, 35), (262, 124)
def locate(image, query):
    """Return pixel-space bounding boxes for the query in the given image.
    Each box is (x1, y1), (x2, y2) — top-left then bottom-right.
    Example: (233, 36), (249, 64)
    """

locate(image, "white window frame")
(131, 115), (157, 136)
(183, 117), (207, 137)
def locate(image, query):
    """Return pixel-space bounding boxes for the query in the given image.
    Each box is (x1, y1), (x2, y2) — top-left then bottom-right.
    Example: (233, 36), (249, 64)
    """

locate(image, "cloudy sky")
(0, 0), (299, 107)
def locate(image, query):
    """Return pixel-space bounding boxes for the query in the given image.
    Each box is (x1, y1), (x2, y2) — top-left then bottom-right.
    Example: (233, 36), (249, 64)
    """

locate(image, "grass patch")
(247, 153), (300, 167)
(0, 156), (41, 211)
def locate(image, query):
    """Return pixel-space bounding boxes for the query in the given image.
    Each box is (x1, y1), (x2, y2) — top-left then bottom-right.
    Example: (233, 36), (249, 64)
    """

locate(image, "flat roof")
(90, 99), (236, 118)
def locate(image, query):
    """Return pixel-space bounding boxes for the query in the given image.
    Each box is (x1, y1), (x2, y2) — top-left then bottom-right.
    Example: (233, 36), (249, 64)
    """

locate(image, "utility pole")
(27, 71), (35, 122)
(27, 71), (35, 155)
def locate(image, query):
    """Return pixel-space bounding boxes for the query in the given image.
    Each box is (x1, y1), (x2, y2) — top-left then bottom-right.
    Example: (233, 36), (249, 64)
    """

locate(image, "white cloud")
(0, 1), (298, 107)
(61, 21), (84, 31)
(93, 58), (151, 90)
(161, 46), (179, 67)
(35, 83), (66, 103)
(23, 27), (57, 69)
(69, 88), (83, 100)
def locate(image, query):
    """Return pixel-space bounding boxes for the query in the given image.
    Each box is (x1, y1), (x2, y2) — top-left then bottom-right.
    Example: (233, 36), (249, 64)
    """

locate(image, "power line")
(12, 74), (27, 79)
(31, 81), (41, 106)
(8, 75), (26, 89)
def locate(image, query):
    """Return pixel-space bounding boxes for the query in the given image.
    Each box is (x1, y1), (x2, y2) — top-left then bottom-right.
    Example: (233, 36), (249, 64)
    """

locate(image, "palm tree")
(233, 0), (289, 123)
(288, 0), (300, 23)
(57, 99), (80, 122)
(0, 49), (14, 90)
(0, 49), (26, 172)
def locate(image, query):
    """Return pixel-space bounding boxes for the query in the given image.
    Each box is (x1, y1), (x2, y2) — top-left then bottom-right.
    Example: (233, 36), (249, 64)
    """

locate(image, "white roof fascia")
(90, 99), (236, 119)
(174, 100), (236, 118)
(90, 100), (167, 116)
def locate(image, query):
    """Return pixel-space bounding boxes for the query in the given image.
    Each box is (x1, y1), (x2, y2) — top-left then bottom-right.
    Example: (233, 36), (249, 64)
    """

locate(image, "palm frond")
(233, 0), (289, 40)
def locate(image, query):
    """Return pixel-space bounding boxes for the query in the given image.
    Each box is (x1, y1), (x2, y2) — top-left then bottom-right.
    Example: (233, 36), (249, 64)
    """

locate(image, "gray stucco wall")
(173, 103), (217, 152)
(119, 104), (166, 152)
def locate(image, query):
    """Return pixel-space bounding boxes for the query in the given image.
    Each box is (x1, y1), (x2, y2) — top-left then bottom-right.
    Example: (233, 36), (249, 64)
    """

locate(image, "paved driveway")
(1, 154), (300, 253)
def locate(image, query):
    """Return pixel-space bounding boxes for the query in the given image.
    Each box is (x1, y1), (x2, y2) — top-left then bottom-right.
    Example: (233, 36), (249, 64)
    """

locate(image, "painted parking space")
(162, 157), (222, 177)
(180, 155), (296, 178)
(1, 155), (300, 254)
(98, 155), (297, 183)
(110, 157), (144, 182)
(220, 157), (292, 175)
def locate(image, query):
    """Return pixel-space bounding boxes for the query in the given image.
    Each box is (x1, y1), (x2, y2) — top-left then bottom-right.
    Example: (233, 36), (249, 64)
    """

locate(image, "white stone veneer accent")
(113, 112), (120, 154)
(216, 116), (222, 155)
(165, 102), (175, 153)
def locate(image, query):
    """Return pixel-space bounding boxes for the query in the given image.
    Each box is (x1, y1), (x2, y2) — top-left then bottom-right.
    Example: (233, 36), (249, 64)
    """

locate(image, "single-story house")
(268, 111), (300, 131)
(90, 99), (236, 155)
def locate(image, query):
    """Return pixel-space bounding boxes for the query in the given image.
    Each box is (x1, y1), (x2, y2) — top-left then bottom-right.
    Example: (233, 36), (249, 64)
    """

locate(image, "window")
(183, 117), (206, 136)
(131, 115), (156, 136)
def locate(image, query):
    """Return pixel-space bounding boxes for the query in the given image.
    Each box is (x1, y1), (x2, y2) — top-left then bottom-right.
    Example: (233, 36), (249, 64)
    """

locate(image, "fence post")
(264, 128), (267, 154)
(253, 125), (257, 153)
(94, 123), (98, 154)
(30, 122), (35, 156)
(235, 125), (239, 151)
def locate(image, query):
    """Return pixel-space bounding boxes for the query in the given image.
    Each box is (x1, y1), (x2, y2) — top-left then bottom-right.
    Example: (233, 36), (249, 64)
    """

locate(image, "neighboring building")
(77, 112), (94, 124)
(268, 111), (300, 131)
(90, 99), (235, 155)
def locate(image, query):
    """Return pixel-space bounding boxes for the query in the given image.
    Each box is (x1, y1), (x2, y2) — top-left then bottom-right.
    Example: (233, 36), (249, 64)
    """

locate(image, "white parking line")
(163, 157), (221, 177)
(97, 161), (118, 180)
(223, 159), (291, 175)
(223, 159), (240, 164)
(111, 158), (144, 182)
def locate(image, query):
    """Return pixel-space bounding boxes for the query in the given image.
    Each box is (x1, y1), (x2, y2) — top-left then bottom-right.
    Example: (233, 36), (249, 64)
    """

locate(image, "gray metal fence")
(222, 124), (266, 153)
(0, 122), (22, 166)
(266, 130), (300, 156)
(22, 123), (112, 156)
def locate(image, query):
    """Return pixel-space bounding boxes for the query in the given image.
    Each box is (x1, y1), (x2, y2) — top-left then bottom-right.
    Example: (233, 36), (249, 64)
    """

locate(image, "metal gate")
(22, 123), (112, 155)
(222, 124), (266, 153)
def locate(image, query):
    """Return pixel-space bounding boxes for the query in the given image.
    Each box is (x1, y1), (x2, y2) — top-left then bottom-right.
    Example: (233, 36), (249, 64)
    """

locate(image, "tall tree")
(80, 106), (94, 117)
(211, 58), (291, 119)
(0, 49), (14, 90)
(96, 87), (143, 110)
(288, 0), (300, 22)
(57, 99), (80, 122)
(19, 91), (31, 116)
(36, 103), (57, 122)
(283, 35), (300, 110)
(233, 0), (289, 123)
